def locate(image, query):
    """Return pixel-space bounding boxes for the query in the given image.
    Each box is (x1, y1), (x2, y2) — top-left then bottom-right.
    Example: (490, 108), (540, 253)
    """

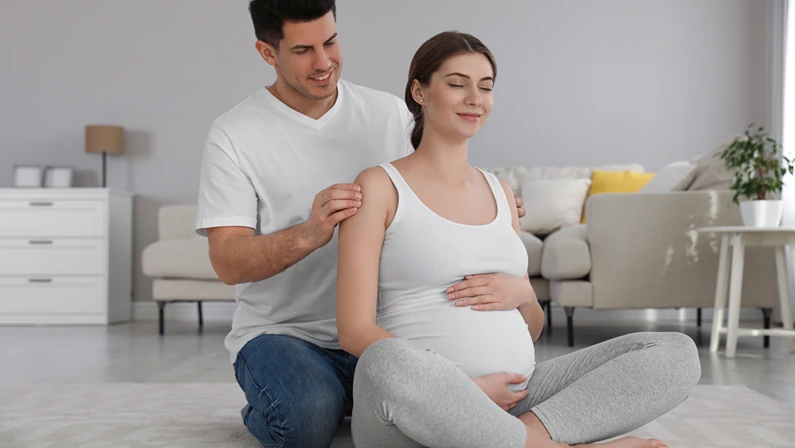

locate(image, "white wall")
(0, 0), (770, 303)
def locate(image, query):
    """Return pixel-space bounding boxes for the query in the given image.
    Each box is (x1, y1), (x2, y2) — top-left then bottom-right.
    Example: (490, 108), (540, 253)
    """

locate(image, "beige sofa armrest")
(519, 230), (543, 276)
(541, 224), (590, 280)
(584, 191), (778, 310)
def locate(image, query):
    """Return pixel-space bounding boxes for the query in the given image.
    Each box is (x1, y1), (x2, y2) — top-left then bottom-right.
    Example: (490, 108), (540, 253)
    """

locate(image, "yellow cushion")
(580, 170), (655, 223)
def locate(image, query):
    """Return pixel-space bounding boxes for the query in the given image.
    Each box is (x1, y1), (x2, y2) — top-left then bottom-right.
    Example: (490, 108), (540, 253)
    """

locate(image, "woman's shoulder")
(495, 176), (516, 199)
(479, 169), (515, 202)
(354, 165), (399, 200)
(355, 164), (391, 186)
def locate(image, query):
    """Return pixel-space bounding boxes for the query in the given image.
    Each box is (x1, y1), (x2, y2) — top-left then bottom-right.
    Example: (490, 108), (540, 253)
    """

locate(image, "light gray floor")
(2, 313), (795, 409)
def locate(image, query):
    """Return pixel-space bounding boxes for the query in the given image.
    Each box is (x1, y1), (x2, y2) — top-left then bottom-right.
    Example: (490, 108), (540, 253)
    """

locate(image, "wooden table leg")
(778, 245), (795, 353)
(726, 233), (745, 358)
(710, 235), (731, 353)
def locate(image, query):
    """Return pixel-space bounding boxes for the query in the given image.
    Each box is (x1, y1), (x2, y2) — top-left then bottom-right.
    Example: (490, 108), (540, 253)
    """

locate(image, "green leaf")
(721, 123), (791, 200)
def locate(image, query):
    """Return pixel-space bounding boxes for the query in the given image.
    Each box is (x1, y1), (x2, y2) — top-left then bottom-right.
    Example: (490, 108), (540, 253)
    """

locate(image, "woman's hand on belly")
(472, 372), (530, 411)
(447, 273), (533, 311)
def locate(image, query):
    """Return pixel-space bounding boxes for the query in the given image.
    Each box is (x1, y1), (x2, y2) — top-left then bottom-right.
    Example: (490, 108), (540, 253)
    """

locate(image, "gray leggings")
(352, 332), (701, 447)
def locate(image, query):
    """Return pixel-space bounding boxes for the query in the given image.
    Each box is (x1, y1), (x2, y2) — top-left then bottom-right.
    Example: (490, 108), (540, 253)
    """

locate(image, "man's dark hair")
(249, 0), (337, 50)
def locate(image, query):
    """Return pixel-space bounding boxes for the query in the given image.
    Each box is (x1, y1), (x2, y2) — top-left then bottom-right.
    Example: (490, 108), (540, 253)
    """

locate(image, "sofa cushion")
(541, 224), (591, 280)
(581, 170), (655, 223)
(639, 161), (698, 193)
(487, 164), (644, 197)
(519, 230), (543, 276)
(142, 237), (219, 280)
(687, 139), (736, 190)
(152, 279), (235, 301)
(519, 178), (591, 235)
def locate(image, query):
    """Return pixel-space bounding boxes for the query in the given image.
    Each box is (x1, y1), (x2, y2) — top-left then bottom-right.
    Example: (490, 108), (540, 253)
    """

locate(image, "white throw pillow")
(638, 161), (698, 193)
(519, 178), (592, 235)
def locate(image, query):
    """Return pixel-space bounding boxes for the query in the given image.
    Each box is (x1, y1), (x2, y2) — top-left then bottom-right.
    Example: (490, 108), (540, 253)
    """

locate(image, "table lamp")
(85, 125), (125, 188)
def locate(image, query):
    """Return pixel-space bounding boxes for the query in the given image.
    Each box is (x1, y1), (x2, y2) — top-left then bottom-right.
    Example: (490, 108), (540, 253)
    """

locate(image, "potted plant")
(720, 123), (794, 227)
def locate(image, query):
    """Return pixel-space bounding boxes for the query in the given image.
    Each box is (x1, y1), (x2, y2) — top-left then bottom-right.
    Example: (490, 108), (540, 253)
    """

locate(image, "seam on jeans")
(239, 354), (287, 448)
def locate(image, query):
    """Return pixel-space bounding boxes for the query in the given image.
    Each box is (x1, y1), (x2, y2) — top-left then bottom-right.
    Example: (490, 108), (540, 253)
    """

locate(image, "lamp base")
(101, 151), (107, 188)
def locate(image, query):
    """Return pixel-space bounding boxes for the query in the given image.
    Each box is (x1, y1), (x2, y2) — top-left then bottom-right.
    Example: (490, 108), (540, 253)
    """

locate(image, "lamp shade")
(85, 125), (124, 154)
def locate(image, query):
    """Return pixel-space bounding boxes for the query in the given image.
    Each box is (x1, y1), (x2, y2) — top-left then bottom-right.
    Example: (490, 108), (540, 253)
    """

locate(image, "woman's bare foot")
(519, 415), (667, 448)
(575, 436), (668, 448)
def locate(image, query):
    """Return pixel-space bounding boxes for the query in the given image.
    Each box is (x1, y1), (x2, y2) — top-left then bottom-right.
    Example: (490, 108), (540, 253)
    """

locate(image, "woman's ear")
(410, 80), (425, 105)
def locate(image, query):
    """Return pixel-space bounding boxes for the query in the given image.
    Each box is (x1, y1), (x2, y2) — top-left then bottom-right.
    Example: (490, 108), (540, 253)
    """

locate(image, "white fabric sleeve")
(195, 123), (258, 237)
(395, 95), (415, 156)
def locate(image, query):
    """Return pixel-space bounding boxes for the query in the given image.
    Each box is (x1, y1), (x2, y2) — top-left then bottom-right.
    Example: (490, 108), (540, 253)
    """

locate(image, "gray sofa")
(487, 164), (779, 346)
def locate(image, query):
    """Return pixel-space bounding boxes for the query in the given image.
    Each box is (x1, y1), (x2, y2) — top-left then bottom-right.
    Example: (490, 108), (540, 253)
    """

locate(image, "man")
(196, 1), (527, 447)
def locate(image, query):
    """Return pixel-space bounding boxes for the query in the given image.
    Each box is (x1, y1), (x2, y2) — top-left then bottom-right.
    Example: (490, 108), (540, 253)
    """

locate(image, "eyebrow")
(445, 72), (494, 82)
(290, 33), (338, 51)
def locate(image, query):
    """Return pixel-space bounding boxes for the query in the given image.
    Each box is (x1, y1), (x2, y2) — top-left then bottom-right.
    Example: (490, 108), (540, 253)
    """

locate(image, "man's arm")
(206, 225), (312, 285)
(206, 183), (362, 285)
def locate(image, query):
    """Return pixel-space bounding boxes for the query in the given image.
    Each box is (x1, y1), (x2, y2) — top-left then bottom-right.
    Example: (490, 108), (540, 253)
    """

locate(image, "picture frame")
(44, 166), (75, 188)
(12, 164), (44, 188)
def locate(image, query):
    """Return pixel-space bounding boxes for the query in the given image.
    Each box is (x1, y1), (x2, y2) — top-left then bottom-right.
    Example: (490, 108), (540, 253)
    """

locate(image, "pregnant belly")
(378, 306), (536, 391)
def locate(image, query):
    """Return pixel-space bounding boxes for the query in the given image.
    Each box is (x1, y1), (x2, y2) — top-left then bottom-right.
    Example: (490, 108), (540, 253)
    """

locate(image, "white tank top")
(376, 163), (535, 390)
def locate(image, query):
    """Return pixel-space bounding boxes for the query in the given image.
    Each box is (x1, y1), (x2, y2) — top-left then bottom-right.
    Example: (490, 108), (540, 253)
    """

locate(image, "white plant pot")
(739, 200), (783, 227)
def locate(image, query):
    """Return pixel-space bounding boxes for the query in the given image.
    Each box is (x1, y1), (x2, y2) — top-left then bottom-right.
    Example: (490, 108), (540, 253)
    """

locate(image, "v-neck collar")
(260, 81), (344, 131)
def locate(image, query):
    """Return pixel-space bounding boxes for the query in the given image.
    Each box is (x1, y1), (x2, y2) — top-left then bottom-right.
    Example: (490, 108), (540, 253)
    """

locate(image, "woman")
(336, 31), (700, 448)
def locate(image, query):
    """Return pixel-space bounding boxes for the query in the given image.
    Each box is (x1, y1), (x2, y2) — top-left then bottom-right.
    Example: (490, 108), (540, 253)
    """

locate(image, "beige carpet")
(1, 384), (793, 447)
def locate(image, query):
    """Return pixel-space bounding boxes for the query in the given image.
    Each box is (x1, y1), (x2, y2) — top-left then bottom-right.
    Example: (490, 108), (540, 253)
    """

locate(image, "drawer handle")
(29, 278), (53, 283)
(29, 201), (53, 207)
(29, 240), (53, 245)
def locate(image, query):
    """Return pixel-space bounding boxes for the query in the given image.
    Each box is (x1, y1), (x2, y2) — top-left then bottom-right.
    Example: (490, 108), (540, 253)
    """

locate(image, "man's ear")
(255, 40), (279, 67)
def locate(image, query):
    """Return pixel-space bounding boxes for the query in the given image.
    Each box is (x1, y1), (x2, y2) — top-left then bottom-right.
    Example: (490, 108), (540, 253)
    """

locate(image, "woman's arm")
(337, 167), (397, 358)
(499, 179), (546, 341)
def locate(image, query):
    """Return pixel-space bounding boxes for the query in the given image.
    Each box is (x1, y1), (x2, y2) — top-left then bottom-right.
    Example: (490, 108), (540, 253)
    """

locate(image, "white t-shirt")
(195, 79), (414, 363)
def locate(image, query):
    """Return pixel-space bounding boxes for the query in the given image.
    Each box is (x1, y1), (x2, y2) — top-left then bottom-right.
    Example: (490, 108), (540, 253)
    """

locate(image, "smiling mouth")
(457, 113), (482, 121)
(309, 69), (334, 81)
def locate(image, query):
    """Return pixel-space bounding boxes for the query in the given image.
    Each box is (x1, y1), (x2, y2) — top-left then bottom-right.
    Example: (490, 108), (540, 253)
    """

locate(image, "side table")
(697, 226), (795, 358)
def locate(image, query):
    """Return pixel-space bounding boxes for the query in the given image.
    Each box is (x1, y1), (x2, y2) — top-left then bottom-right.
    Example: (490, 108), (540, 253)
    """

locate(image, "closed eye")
(449, 84), (464, 88)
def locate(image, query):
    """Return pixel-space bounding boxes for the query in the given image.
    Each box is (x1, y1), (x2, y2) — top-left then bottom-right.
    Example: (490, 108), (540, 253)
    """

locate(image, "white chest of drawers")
(0, 188), (133, 325)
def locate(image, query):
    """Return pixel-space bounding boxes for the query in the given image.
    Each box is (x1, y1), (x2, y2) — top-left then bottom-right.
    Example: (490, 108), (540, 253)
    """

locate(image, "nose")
(465, 85), (482, 107)
(313, 48), (331, 73)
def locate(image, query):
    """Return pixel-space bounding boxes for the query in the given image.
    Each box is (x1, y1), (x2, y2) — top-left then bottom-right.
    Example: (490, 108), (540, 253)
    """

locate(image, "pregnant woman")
(336, 31), (700, 448)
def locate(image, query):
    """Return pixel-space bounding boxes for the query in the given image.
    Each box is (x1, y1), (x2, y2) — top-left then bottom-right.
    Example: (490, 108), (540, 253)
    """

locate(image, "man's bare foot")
(576, 436), (668, 448)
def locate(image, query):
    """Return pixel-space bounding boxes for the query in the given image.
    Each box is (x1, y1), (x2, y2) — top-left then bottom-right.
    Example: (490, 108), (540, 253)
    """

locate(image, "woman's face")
(416, 52), (495, 142)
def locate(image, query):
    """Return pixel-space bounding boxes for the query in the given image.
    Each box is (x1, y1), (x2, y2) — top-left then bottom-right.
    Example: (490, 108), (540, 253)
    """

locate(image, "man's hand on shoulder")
(299, 183), (362, 250)
(515, 195), (526, 219)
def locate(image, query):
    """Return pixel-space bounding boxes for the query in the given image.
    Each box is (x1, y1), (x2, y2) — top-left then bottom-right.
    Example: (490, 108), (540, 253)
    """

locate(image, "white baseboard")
(133, 301), (236, 322)
(132, 301), (769, 324)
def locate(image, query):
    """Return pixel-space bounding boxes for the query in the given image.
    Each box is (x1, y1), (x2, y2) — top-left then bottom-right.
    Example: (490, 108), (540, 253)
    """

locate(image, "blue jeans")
(233, 334), (358, 448)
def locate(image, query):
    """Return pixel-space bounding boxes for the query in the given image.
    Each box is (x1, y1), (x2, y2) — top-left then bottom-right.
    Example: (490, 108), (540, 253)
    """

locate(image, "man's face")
(273, 11), (342, 100)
